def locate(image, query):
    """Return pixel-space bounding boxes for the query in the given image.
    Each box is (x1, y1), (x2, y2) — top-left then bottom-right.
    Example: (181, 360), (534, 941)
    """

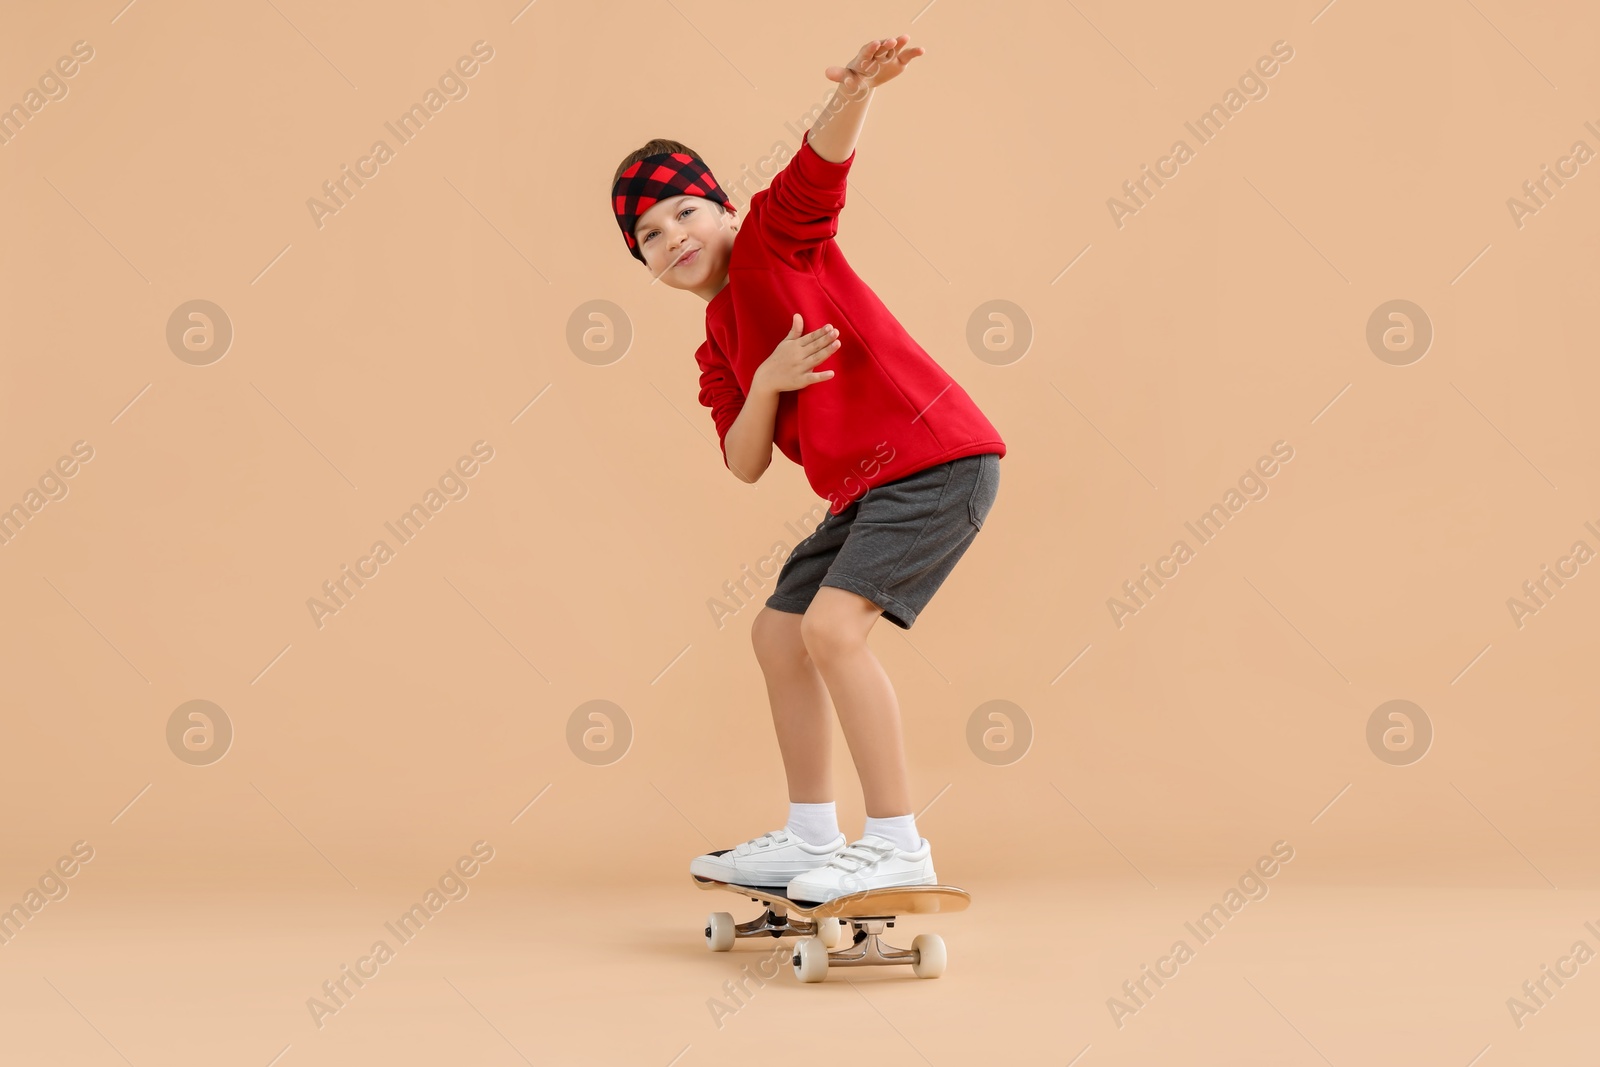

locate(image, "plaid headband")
(612, 150), (731, 263)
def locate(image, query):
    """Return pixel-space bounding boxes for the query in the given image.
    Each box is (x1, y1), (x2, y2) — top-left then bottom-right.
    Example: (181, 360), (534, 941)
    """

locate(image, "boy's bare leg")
(751, 606), (834, 803)
(798, 587), (911, 818)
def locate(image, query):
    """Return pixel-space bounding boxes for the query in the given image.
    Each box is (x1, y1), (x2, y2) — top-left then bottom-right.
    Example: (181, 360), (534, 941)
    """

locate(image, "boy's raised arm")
(808, 35), (927, 164)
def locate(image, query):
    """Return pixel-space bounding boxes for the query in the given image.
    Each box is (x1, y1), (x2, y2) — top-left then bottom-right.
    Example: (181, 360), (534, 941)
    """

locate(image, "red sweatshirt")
(695, 127), (1005, 515)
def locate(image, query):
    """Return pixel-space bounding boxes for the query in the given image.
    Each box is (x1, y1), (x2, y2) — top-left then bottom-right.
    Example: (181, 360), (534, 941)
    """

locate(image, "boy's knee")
(800, 587), (879, 662)
(799, 605), (858, 663)
(752, 606), (808, 665)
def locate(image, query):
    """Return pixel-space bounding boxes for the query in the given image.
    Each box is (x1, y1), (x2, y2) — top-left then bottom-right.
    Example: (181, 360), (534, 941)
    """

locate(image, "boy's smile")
(633, 194), (739, 302)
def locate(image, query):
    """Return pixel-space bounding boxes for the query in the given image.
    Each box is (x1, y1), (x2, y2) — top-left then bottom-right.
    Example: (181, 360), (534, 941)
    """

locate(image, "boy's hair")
(612, 139), (729, 233)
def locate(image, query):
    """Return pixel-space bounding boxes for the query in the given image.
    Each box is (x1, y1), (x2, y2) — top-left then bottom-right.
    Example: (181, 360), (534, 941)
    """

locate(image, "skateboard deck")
(692, 875), (970, 917)
(692, 874), (969, 981)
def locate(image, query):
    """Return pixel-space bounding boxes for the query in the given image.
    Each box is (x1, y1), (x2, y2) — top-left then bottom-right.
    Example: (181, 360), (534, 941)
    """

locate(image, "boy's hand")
(754, 314), (840, 394)
(825, 35), (925, 93)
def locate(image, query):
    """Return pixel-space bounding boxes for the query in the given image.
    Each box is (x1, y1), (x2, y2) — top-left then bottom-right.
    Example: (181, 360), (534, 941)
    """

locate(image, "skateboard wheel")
(792, 937), (829, 982)
(911, 933), (946, 978)
(816, 917), (844, 949)
(706, 912), (736, 952)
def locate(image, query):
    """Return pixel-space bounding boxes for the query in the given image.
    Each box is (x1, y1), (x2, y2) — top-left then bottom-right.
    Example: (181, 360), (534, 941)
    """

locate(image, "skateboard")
(692, 874), (970, 982)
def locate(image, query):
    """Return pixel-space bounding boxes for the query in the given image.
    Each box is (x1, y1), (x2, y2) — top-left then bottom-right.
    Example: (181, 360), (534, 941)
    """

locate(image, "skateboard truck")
(704, 892), (822, 941)
(792, 917), (922, 977)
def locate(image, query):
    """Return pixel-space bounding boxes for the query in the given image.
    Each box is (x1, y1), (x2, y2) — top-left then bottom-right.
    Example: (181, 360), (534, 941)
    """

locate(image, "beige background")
(1, 0), (1597, 1063)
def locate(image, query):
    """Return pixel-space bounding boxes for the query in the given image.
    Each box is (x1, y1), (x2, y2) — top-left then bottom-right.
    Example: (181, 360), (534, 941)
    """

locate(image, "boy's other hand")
(826, 35), (925, 92)
(754, 314), (840, 394)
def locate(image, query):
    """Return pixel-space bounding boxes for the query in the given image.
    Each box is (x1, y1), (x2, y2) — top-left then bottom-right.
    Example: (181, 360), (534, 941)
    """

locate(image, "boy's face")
(633, 194), (739, 300)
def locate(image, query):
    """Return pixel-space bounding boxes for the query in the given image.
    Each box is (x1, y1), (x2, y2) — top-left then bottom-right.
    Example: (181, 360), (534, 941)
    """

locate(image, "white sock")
(863, 813), (920, 853)
(785, 801), (840, 846)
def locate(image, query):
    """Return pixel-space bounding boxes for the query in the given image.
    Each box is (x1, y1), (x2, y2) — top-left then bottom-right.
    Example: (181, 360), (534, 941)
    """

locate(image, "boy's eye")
(643, 206), (695, 244)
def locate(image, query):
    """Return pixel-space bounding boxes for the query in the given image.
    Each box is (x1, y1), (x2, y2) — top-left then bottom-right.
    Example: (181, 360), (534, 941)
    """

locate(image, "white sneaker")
(689, 828), (847, 888)
(785, 833), (938, 903)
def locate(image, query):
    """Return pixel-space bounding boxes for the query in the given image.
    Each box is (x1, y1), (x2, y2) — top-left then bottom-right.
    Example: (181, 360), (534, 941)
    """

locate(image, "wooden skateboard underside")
(691, 874), (970, 918)
(693, 875), (970, 980)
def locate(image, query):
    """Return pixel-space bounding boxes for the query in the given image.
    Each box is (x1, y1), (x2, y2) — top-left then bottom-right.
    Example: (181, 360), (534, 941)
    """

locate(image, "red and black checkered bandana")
(613, 150), (731, 263)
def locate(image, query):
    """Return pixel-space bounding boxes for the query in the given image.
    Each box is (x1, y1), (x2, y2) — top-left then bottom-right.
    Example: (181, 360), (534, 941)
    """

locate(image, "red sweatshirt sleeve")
(695, 339), (747, 468)
(758, 127), (856, 264)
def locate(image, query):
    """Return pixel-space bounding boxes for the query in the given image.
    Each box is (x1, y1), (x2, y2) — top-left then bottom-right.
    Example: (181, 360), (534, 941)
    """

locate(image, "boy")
(611, 36), (1004, 903)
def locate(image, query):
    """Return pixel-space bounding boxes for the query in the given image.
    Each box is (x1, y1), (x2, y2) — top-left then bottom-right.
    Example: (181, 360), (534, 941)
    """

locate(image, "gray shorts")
(765, 452), (1000, 629)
